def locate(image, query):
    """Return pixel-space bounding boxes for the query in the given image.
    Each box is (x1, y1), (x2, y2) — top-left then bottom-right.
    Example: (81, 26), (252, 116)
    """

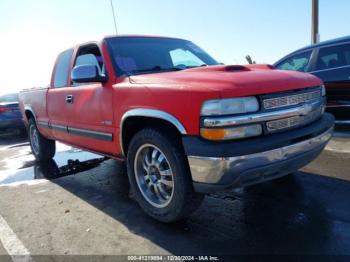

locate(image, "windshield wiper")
(132, 65), (184, 75)
(185, 64), (208, 69)
(128, 64), (209, 75)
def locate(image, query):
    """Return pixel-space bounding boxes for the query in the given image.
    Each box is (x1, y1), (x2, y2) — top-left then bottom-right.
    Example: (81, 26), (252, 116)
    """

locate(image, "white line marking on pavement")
(0, 214), (34, 262)
(326, 147), (350, 154)
(0, 143), (30, 152)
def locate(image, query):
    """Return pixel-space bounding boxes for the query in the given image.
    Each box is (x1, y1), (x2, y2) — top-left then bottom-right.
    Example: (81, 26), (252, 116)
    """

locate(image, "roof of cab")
(103, 34), (187, 41)
(59, 35), (187, 57)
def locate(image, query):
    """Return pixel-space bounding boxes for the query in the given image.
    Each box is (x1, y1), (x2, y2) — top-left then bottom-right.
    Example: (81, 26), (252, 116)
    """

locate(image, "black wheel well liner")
(121, 116), (183, 156)
(24, 110), (35, 121)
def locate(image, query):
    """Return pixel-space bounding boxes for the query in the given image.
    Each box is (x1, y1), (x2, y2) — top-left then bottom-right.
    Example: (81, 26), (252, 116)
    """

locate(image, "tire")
(28, 118), (56, 161)
(127, 128), (204, 223)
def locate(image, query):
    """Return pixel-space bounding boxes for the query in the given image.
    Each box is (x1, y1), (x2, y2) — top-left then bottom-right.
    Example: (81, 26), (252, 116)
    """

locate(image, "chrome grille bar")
(203, 100), (324, 128)
(266, 106), (323, 132)
(263, 89), (321, 110)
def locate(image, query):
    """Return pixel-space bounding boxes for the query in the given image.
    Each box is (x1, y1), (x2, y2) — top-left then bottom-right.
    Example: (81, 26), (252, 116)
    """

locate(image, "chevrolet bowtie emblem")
(299, 104), (313, 116)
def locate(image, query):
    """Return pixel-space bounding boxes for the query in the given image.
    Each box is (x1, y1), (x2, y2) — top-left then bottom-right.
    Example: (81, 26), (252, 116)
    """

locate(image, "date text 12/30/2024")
(127, 255), (220, 261)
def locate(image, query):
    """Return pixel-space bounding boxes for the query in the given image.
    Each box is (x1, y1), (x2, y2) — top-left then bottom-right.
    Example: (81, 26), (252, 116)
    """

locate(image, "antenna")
(110, 0), (118, 35)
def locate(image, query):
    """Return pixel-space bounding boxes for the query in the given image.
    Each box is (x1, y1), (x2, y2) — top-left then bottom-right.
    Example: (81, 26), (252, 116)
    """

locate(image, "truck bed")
(19, 87), (49, 126)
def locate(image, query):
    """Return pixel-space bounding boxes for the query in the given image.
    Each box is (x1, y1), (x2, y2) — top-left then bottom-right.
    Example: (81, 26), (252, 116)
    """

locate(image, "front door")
(64, 45), (116, 155)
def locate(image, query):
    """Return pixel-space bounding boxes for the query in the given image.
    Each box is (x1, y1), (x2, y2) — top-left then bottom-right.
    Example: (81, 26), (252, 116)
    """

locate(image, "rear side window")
(275, 51), (312, 72)
(315, 43), (350, 71)
(53, 49), (74, 88)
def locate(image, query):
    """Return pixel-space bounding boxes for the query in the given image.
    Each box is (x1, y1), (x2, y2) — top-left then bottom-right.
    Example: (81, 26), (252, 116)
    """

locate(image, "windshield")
(0, 93), (19, 103)
(106, 37), (220, 76)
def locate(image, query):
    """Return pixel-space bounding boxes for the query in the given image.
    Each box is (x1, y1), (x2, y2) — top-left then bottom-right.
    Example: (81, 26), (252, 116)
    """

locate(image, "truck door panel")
(64, 84), (116, 154)
(64, 44), (116, 154)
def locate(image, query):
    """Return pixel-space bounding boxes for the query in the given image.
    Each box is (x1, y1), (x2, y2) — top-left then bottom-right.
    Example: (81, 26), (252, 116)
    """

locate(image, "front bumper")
(184, 114), (334, 193)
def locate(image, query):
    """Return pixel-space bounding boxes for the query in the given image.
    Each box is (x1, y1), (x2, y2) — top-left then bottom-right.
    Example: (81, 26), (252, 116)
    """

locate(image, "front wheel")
(28, 118), (56, 161)
(127, 128), (204, 223)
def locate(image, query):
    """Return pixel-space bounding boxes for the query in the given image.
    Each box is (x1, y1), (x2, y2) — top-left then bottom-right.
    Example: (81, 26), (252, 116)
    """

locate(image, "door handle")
(66, 95), (74, 104)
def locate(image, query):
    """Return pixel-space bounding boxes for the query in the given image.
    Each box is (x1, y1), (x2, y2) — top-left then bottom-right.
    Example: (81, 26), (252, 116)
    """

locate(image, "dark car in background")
(0, 93), (26, 135)
(274, 36), (350, 125)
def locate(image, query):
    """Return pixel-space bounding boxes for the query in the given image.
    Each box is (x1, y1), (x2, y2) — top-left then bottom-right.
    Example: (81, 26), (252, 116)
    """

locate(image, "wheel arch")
(120, 109), (187, 156)
(24, 106), (37, 122)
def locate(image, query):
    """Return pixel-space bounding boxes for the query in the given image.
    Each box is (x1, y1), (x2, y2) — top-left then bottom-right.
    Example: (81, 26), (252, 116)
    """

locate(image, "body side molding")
(37, 122), (113, 142)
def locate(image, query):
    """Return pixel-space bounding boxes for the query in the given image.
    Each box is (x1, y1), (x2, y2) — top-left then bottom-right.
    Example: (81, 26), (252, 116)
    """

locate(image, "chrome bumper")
(335, 120), (350, 125)
(188, 127), (333, 192)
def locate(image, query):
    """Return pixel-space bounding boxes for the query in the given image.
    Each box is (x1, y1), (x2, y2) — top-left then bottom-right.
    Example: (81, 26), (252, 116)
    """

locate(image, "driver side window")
(276, 51), (312, 72)
(75, 54), (103, 74)
(72, 44), (105, 86)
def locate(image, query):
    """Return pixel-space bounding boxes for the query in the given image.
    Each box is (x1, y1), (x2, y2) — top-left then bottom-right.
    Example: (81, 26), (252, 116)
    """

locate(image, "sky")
(0, 0), (349, 93)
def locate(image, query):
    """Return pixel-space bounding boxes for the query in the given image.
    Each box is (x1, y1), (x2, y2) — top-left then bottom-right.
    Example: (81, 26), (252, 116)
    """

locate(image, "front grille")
(263, 89), (321, 110)
(201, 86), (326, 137)
(262, 86), (324, 133)
(266, 105), (324, 132)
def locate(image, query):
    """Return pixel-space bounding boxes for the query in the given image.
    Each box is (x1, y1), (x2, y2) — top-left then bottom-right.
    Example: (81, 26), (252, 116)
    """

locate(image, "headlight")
(200, 124), (262, 141)
(321, 84), (326, 96)
(201, 97), (259, 116)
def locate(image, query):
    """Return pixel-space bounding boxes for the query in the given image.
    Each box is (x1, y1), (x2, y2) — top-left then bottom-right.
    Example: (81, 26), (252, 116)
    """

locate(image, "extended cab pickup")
(19, 36), (334, 222)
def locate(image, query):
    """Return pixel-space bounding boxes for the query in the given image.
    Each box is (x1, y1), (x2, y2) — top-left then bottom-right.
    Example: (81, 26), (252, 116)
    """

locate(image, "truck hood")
(129, 65), (322, 98)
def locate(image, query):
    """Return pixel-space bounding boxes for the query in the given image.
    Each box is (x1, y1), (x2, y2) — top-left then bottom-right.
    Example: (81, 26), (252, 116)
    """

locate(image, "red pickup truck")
(19, 36), (334, 222)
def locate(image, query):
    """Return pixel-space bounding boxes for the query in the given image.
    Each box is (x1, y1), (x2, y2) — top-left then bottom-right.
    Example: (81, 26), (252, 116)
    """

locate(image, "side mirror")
(71, 65), (107, 83)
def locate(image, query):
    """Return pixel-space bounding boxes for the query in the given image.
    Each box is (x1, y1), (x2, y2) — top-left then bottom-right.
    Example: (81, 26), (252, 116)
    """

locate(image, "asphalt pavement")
(0, 130), (349, 261)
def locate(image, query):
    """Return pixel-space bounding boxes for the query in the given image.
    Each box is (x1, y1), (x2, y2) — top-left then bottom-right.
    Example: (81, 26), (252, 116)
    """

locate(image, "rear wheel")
(127, 128), (204, 223)
(28, 118), (56, 161)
